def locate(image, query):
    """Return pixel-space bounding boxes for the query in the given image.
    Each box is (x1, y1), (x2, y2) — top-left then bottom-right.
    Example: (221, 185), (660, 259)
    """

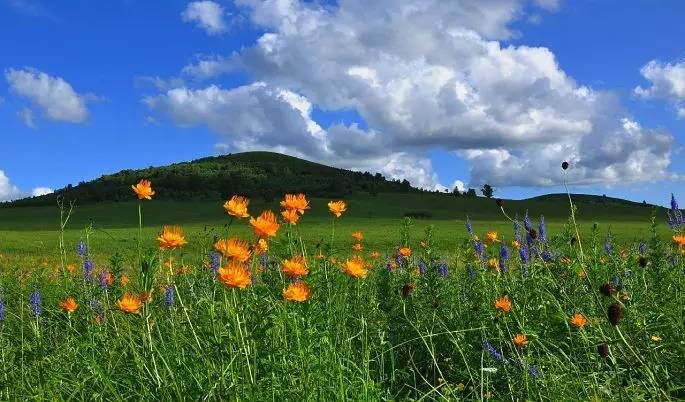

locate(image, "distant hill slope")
(5, 151), (421, 207)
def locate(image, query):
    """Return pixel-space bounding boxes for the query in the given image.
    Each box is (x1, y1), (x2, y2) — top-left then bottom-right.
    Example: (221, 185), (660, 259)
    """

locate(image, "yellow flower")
(487, 258), (498, 270)
(214, 237), (251, 262)
(250, 210), (280, 238)
(511, 240), (520, 249)
(344, 256), (368, 279)
(512, 333), (528, 348)
(131, 179), (155, 200)
(254, 238), (268, 255)
(399, 247), (411, 258)
(223, 195), (250, 219)
(494, 295), (512, 312)
(485, 231), (499, 244)
(282, 256), (308, 277)
(651, 335), (662, 342)
(328, 200), (347, 218)
(157, 226), (188, 250)
(351, 231), (363, 242)
(280, 193), (310, 214)
(570, 313), (587, 329)
(60, 297), (78, 313)
(117, 293), (142, 314)
(352, 243), (363, 252)
(283, 281), (311, 302)
(218, 261), (251, 289)
(281, 209), (300, 225)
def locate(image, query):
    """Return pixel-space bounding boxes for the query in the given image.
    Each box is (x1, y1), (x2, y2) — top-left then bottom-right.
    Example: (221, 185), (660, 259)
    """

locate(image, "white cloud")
(678, 107), (685, 120)
(181, 1), (228, 35)
(31, 187), (53, 197)
(635, 60), (685, 118)
(5, 67), (90, 124)
(451, 180), (466, 192)
(0, 170), (22, 201)
(182, 54), (235, 80)
(17, 107), (35, 128)
(148, 0), (676, 189)
(533, 0), (560, 11)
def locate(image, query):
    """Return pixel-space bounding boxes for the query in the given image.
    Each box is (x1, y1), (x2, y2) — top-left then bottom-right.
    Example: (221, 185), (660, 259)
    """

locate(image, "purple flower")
(30, 290), (42, 317)
(418, 260), (426, 276)
(482, 339), (507, 364)
(84, 259), (94, 284)
(165, 285), (174, 308)
(613, 274), (621, 288)
(524, 211), (532, 232)
(538, 216), (547, 243)
(668, 194), (684, 228)
(541, 248), (553, 262)
(77, 240), (87, 257)
(99, 271), (109, 293)
(0, 289), (4, 322)
(465, 215), (473, 236)
(638, 242), (647, 256)
(474, 240), (485, 259)
(210, 251), (220, 279)
(467, 264), (476, 281)
(499, 245), (509, 273)
(519, 245), (529, 266)
(604, 234), (613, 256)
(90, 299), (104, 322)
(437, 261), (448, 278)
(527, 364), (540, 380)
(513, 216), (521, 242)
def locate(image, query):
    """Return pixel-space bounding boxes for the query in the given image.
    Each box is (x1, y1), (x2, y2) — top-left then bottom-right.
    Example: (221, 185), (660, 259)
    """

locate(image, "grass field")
(0, 191), (683, 400)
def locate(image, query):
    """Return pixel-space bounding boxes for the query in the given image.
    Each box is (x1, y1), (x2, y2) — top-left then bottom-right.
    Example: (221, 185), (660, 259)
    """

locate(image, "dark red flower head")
(562, 161), (569, 170)
(529, 229), (538, 240)
(599, 282), (616, 297)
(597, 343), (610, 358)
(496, 198), (504, 207)
(638, 256), (648, 268)
(401, 283), (416, 299)
(608, 303), (622, 326)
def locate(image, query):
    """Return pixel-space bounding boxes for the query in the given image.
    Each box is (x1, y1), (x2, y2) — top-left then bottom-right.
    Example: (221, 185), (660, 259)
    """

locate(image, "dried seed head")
(496, 198), (504, 207)
(597, 342), (610, 358)
(638, 256), (648, 268)
(599, 282), (616, 297)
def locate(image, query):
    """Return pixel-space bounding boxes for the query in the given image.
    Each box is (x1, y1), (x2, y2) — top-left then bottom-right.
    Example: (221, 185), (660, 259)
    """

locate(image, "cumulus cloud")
(0, 170), (22, 201)
(635, 60), (685, 118)
(182, 54), (235, 80)
(148, 0), (676, 189)
(31, 187), (53, 197)
(181, 1), (228, 35)
(17, 107), (35, 128)
(5, 67), (90, 125)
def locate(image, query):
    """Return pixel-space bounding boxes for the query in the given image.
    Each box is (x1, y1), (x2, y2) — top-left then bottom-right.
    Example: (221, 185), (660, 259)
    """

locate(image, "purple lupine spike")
(604, 233), (613, 256)
(165, 285), (174, 308)
(0, 289), (5, 323)
(210, 251), (220, 279)
(30, 290), (42, 317)
(482, 339), (507, 364)
(465, 215), (473, 236)
(77, 240), (87, 257)
(437, 261), (448, 278)
(524, 211), (532, 232)
(99, 271), (109, 293)
(519, 245), (529, 265)
(671, 193), (679, 212)
(474, 240), (484, 259)
(613, 274), (621, 288)
(499, 244), (509, 273)
(418, 260), (426, 276)
(638, 242), (647, 256)
(538, 216), (547, 243)
(513, 216), (520, 242)
(541, 248), (553, 262)
(467, 264), (476, 281)
(527, 364), (540, 380)
(84, 259), (94, 284)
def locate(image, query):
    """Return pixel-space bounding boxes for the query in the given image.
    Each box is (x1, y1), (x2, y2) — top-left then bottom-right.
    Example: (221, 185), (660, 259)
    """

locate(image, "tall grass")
(0, 192), (683, 401)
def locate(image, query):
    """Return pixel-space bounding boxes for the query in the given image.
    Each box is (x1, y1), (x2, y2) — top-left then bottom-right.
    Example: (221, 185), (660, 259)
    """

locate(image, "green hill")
(3, 151), (420, 207)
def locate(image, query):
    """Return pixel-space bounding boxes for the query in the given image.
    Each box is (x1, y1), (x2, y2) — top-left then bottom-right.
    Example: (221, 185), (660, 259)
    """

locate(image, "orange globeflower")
(570, 313), (587, 329)
(281, 209), (300, 225)
(250, 210), (280, 238)
(103, 271), (114, 286)
(328, 200), (347, 218)
(132, 179), (155, 200)
(486, 231), (499, 244)
(283, 281), (311, 302)
(512, 333), (528, 348)
(352, 231), (363, 242)
(494, 295), (512, 312)
(399, 247), (411, 258)
(157, 226), (187, 250)
(214, 237), (251, 262)
(344, 256), (368, 279)
(352, 243), (363, 252)
(672, 234), (685, 246)
(255, 238), (268, 255)
(223, 195), (250, 219)
(282, 256), (308, 277)
(218, 261), (251, 289)
(117, 293), (142, 314)
(66, 263), (77, 274)
(370, 251), (380, 260)
(60, 297), (78, 313)
(280, 193), (310, 214)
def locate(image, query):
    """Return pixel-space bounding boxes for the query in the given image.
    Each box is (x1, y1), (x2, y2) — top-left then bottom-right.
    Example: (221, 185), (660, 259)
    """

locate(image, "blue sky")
(1, 0), (684, 205)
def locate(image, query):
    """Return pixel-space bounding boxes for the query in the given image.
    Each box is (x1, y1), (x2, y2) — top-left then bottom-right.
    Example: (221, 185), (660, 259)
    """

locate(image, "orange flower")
(282, 281), (311, 302)
(120, 275), (130, 287)
(673, 234), (685, 246)
(66, 263), (77, 274)
(494, 296), (512, 312)
(512, 333), (528, 348)
(117, 293), (142, 314)
(315, 253), (325, 261)
(176, 265), (189, 275)
(157, 225), (187, 250)
(218, 261), (251, 289)
(132, 179), (155, 200)
(223, 195), (250, 219)
(485, 231), (499, 244)
(280, 193), (310, 214)
(388, 260), (398, 271)
(250, 210), (280, 238)
(352, 243), (363, 252)
(214, 237), (251, 262)
(282, 256), (308, 277)
(103, 271), (114, 286)
(281, 209), (300, 225)
(570, 313), (587, 329)
(351, 231), (363, 242)
(577, 270), (586, 279)
(60, 297), (78, 313)
(139, 290), (154, 303)
(399, 247), (411, 258)
(254, 238), (268, 255)
(487, 258), (498, 270)
(328, 200), (347, 218)
(344, 256), (368, 279)
(370, 251), (380, 260)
